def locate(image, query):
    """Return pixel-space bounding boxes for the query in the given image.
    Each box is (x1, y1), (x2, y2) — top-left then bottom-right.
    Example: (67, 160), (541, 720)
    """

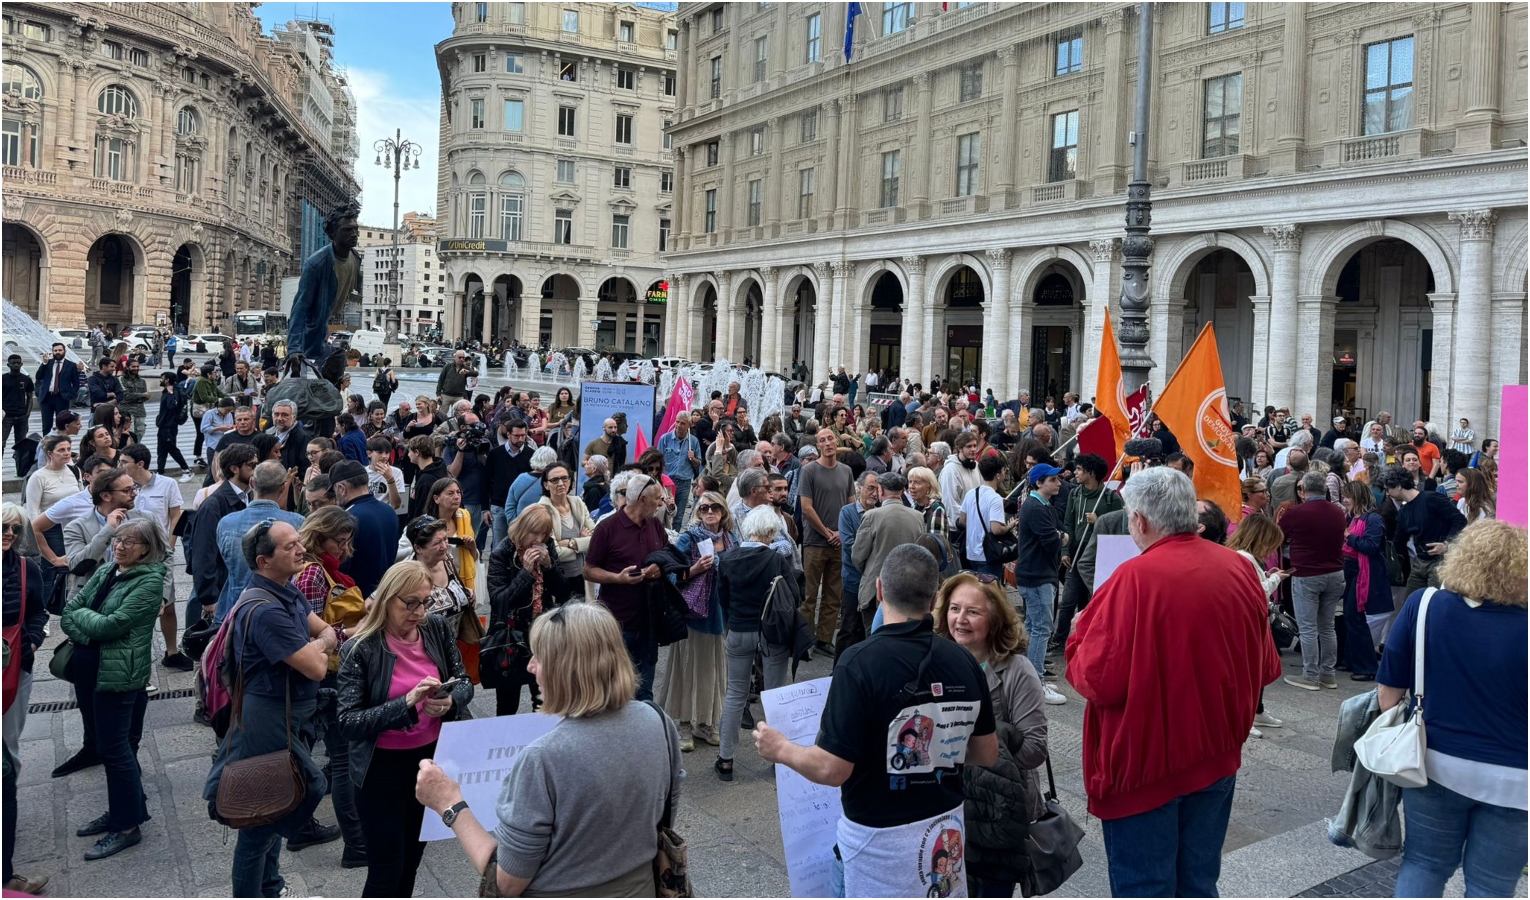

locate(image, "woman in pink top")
(337, 561), (474, 898)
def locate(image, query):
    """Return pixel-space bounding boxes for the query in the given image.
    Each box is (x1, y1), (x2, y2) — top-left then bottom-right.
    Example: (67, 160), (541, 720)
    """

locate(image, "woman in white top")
(1225, 513), (1289, 738)
(24, 435), (81, 522)
(535, 462), (596, 600)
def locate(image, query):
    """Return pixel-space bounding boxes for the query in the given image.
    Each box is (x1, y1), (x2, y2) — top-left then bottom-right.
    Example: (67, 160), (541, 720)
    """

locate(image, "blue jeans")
(232, 829), (285, 898)
(1341, 560), (1377, 677)
(1017, 582), (1057, 679)
(670, 478), (693, 526)
(464, 502), (485, 551)
(490, 505), (509, 552)
(1100, 774), (1237, 898)
(1395, 780), (1529, 898)
(621, 627), (658, 702)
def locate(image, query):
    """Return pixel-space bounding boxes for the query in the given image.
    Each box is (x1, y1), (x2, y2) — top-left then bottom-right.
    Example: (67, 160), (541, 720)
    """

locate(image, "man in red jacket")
(1065, 467), (1281, 897)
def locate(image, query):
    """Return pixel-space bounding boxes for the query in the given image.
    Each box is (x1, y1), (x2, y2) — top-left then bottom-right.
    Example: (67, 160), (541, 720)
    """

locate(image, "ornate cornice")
(1448, 209), (1496, 242)
(902, 254), (926, 275)
(1263, 223), (1303, 251)
(1089, 238), (1119, 262)
(985, 247), (1011, 270)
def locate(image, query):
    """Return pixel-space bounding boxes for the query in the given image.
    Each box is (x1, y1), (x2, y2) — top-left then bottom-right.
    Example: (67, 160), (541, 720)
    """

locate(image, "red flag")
(656, 377), (695, 439)
(1075, 414), (1117, 462)
(1152, 322), (1244, 522)
(633, 423), (650, 458)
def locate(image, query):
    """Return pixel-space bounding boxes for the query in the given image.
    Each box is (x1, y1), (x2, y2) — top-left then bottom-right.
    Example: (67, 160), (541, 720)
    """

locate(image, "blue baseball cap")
(1028, 463), (1063, 485)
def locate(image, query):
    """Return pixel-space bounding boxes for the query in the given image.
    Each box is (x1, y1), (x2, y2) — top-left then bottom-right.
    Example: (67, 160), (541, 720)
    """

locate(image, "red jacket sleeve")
(1064, 574), (1136, 708)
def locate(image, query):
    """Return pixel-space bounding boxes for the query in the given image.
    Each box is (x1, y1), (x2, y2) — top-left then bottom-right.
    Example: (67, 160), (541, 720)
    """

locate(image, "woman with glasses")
(637, 449), (678, 528)
(658, 491), (734, 752)
(933, 571), (1048, 898)
(535, 463), (595, 600)
(1238, 476), (1272, 526)
(338, 560), (473, 897)
(414, 602), (681, 898)
(400, 396), (438, 487)
(507, 446), (558, 523)
(60, 518), (168, 860)
(404, 516), (474, 634)
(487, 506), (571, 716)
(303, 437), (337, 485)
(425, 478), (480, 592)
(3, 504), (49, 894)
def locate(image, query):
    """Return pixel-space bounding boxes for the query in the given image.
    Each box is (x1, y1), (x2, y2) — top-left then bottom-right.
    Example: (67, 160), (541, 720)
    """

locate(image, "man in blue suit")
(286, 200), (361, 386)
(35, 342), (81, 433)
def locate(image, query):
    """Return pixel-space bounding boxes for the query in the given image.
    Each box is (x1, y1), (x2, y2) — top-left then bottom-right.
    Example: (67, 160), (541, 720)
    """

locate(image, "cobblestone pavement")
(6, 384), (1526, 898)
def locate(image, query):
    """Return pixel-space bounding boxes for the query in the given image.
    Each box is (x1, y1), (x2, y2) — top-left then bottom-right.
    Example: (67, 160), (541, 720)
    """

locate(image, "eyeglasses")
(111, 484), (139, 495)
(399, 594), (431, 613)
(546, 476), (570, 484)
(110, 536), (145, 548)
(1, 524), (20, 536)
(697, 504), (722, 513)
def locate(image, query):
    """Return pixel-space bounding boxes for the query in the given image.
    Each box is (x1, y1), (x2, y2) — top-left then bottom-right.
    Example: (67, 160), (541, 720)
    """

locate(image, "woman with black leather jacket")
(336, 560), (473, 899)
(486, 505), (571, 716)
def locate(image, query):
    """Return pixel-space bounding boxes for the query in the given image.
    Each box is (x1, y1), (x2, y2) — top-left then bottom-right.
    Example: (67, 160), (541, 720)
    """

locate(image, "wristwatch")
(441, 800), (469, 828)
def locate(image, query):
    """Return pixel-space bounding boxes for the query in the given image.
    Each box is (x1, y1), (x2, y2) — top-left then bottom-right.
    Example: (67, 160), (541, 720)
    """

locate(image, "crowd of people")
(1, 348), (1522, 899)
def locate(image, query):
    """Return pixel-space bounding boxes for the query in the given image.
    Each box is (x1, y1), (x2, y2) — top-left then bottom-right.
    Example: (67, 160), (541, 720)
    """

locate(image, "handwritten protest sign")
(760, 678), (841, 898)
(1093, 534), (1142, 591)
(420, 713), (560, 841)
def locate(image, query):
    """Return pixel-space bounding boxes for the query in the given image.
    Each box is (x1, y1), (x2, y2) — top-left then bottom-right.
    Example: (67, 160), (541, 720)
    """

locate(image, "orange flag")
(1094, 309), (1134, 456)
(1152, 322), (1244, 522)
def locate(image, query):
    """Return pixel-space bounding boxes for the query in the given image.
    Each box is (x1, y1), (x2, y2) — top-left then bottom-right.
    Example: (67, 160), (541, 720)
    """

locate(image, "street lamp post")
(374, 129), (423, 345)
(1118, 3), (1156, 395)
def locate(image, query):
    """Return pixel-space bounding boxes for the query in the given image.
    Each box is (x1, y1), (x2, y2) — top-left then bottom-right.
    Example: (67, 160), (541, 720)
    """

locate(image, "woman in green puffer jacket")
(60, 517), (169, 863)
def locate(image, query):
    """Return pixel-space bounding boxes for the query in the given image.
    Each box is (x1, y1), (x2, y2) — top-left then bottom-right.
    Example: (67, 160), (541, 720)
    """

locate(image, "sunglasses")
(697, 504), (722, 513)
(1, 524), (20, 536)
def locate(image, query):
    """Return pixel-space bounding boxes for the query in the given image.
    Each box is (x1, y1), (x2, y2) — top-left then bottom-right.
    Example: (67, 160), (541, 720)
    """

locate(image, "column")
(991, 48), (1019, 208)
(674, 147), (691, 246)
(716, 271), (735, 361)
(1270, 3), (1308, 174)
(760, 267), (780, 371)
(822, 101), (841, 231)
(1427, 293), (1456, 428)
(669, 274), (690, 357)
(481, 291), (494, 346)
(1457, 3), (1503, 152)
(899, 255), (926, 383)
(910, 73), (934, 215)
(577, 294), (599, 350)
(689, 281), (708, 360)
(1093, 11), (1128, 193)
(719, 133), (736, 241)
(1262, 224), (1302, 411)
(921, 270), (943, 387)
(1082, 239), (1117, 402)
(981, 249), (1012, 398)
(71, 63), (91, 151)
(1148, 296), (1177, 396)
(1248, 295), (1272, 411)
(1489, 291), (1526, 436)
(679, 20), (695, 117)
(765, 118), (784, 233)
(1448, 210), (1496, 430)
(833, 96), (858, 230)
(829, 262), (853, 373)
(812, 262), (833, 384)
(1294, 295), (1338, 421)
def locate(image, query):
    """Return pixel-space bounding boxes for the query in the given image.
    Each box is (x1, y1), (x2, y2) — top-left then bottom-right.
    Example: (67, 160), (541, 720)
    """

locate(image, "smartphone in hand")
(432, 678), (464, 700)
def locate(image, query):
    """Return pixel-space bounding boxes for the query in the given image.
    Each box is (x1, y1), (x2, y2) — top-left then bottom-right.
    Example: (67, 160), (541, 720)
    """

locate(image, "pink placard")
(1499, 385), (1527, 527)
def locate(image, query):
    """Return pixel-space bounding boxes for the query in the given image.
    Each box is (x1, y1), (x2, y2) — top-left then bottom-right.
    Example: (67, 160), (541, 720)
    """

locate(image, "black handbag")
(649, 580), (689, 647)
(977, 487), (1019, 565)
(1020, 755), (1084, 897)
(478, 624), (530, 690)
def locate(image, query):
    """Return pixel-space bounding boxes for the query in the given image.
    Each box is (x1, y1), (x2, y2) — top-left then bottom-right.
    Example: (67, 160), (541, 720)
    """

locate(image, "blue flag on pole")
(844, 2), (862, 62)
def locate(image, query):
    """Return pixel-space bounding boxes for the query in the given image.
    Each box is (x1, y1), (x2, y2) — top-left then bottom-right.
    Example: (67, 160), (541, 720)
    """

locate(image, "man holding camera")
(436, 350), (474, 409)
(445, 412), (490, 545)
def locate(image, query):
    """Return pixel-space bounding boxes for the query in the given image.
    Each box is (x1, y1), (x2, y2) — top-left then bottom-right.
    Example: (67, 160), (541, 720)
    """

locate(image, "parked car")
(189, 333), (233, 354)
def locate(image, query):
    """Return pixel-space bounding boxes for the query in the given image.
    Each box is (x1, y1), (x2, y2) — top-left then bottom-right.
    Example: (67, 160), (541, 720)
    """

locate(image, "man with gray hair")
(754, 543), (998, 899)
(1278, 471), (1347, 691)
(1274, 426), (1313, 471)
(924, 441), (950, 478)
(725, 448), (766, 509)
(267, 398), (312, 473)
(1066, 467), (1280, 897)
(851, 472), (927, 637)
(213, 460), (304, 623)
(864, 436), (895, 475)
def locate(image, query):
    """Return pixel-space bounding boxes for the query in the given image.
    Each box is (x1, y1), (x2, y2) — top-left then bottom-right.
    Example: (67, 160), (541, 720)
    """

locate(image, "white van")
(348, 329), (387, 359)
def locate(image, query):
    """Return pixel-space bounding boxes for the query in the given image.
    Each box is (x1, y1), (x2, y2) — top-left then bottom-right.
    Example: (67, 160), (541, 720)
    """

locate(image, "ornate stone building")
(2, 3), (360, 335)
(434, 1), (678, 354)
(665, 1), (1527, 436)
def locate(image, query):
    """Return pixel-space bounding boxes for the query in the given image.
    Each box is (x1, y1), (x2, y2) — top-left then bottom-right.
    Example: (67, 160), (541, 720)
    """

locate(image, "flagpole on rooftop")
(1118, 3), (1156, 396)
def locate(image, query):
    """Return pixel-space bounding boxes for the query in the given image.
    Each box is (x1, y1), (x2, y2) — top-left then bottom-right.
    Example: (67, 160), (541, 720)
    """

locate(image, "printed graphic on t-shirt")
(920, 819), (965, 898)
(885, 701), (980, 774)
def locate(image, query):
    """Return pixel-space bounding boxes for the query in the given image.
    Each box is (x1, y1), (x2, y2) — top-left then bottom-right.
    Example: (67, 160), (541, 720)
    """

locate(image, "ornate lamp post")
(374, 129), (423, 344)
(1118, 3), (1156, 394)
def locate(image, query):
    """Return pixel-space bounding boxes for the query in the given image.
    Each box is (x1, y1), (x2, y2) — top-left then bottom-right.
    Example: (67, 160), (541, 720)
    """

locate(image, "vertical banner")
(577, 381), (658, 489)
(761, 678), (842, 898)
(1499, 385), (1527, 527)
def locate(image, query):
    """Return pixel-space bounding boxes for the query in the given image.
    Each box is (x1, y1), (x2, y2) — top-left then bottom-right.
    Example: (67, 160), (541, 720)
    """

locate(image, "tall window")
(175, 153), (198, 193)
(470, 99), (485, 129)
(956, 132), (980, 196)
(747, 179), (762, 226)
(468, 173), (487, 237)
(499, 172), (524, 240)
(96, 136), (129, 180)
(801, 108), (818, 142)
(710, 57), (722, 99)
(3, 63), (42, 100)
(1363, 37), (1414, 135)
(556, 159), (575, 182)
(129, 48), (149, 67)
(1207, 2), (1245, 34)
(663, 120), (673, 150)
(562, 10), (579, 32)
(1202, 73), (1241, 157)
(507, 2), (525, 23)
(506, 53), (523, 74)
(706, 140), (720, 166)
(663, 73), (676, 96)
(1049, 110), (1079, 182)
(558, 106), (576, 137)
(748, 126), (764, 156)
(611, 214), (630, 249)
(661, 169), (674, 192)
(619, 20), (635, 42)
(554, 208), (573, 244)
(883, 2), (911, 35)
(476, 2), (488, 22)
(617, 68), (635, 90)
(176, 106), (200, 136)
(883, 85), (904, 122)
(711, 7), (724, 32)
(1, 65), (42, 165)
(880, 150), (901, 208)
(97, 84), (138, 117)
(615, 114), (633, 145)
(658, 218), (670, 252)
(1055, 30), (1082, 75)
(960, 64), (983, 102)
(797, 167), (815, 218)
(613, 165), (632, 188)
(667, 29), (678, 50)
(472, 53), (487, 73)
(704, 189), (717, 233)
(754, 36), (769, 83)
(559, 61), (578, 82)
(504, 99), (524, 132)
(805, 13), (821, 63)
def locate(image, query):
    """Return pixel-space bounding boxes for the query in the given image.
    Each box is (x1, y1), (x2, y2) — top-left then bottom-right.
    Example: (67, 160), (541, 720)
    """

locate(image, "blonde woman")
(906, 465), (949, 539)
(416, 602), (682, 897)
(338, 561), (473, 898)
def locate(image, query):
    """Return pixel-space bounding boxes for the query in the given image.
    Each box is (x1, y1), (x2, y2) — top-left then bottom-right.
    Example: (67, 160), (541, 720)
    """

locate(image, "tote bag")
(1354, 588), (1435, 788)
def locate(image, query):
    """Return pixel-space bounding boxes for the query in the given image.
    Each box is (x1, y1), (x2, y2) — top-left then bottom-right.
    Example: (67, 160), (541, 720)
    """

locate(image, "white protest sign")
(1093, 534), (1142, 591)
(760, 677), (842, 899)
(419, 713), (561, 841)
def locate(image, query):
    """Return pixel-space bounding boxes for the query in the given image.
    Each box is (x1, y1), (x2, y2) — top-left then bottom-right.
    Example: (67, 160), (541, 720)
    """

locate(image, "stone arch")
(1158, 232), (1271, 300)
(1495, 221), (1529, 291)
(597, 275), (642, 303)
(1304, 219), (1455, 298)
(458, 270), (485, 293)
(82, 229), (150, 325)
(778, 265), (820, 300)
(540, 272), (581, 301)
(1, 221), (49, 321)
(170, 241), (207, 332)
(853, 258), (909, 305)
(1013, 245), (1096, 311)
(927, 252), (992, 306)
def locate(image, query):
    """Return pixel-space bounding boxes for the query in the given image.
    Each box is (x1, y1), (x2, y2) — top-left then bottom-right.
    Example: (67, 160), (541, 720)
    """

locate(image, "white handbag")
(1354, 588), (1436, 788)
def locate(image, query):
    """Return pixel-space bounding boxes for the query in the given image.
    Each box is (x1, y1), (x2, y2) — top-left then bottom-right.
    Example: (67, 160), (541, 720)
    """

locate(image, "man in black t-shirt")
(756, 544), (997, 898)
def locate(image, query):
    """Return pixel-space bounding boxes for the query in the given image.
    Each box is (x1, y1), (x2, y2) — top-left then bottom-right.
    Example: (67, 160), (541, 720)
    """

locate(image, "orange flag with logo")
(1094, 310), (1134, 456)
(1152, 322), (1243, 522)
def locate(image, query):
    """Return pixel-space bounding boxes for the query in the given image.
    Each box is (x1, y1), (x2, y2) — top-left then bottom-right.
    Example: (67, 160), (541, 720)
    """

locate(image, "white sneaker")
(1253, 712), (1284, 728)
(1248, 726), (1263, 740)
(145, 684), (158, 694)
(1043, 684), (1068, 705)
(179, 472), (192, 483)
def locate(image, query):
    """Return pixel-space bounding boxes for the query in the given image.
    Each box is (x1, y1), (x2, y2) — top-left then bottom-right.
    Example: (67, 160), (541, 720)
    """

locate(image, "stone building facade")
(2, 3), (360, 335)
(360, 230), (448, 340)
(665, 1), (1527, 436)
(434, 1), (678, 355)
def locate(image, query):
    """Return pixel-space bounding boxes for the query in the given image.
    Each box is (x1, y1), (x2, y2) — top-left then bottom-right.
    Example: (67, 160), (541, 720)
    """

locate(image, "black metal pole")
(1118, 3), (1155, 394)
